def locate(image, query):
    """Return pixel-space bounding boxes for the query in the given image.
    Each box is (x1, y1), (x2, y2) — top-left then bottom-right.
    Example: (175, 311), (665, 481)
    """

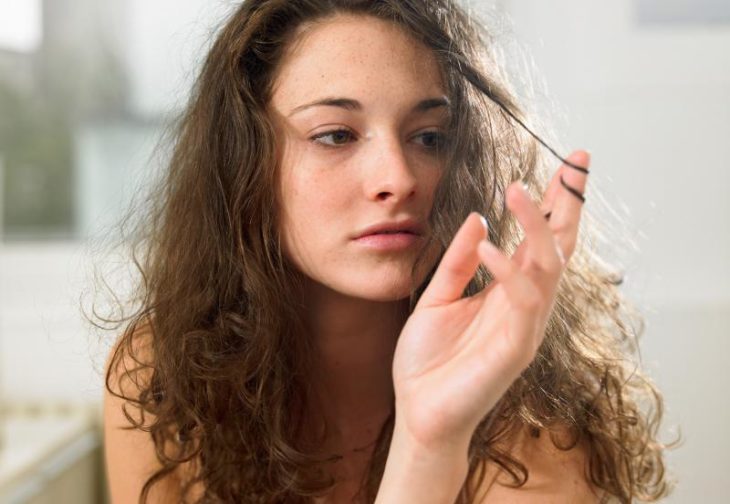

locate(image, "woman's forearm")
(375, 423), (471, 504)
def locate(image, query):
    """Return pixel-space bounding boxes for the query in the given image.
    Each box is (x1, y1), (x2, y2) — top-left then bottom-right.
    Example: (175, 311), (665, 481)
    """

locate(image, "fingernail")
(578, 149), (591, 166)
(479, 213), (488, 230)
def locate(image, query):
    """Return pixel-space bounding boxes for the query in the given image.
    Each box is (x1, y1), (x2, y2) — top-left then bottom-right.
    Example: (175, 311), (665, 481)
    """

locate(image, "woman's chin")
(299, 257), (436, 303)
(343, 256), (437, 302)
(356, 287), (413, 303)
(339, 272), (421, 302)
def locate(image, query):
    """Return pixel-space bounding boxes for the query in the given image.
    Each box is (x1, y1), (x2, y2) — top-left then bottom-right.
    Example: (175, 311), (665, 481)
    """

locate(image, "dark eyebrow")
(288, 96), (451, 117)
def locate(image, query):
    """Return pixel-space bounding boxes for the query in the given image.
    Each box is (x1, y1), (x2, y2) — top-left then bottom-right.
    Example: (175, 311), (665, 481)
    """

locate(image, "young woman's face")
(269, 14), (448, 301)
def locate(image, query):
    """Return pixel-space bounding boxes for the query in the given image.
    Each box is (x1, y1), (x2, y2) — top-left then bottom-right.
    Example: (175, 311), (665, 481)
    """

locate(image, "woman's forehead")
(270, 14), (445, 112)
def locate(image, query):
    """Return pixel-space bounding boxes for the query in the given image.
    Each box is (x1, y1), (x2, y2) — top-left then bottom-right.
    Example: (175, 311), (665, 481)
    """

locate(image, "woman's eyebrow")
(288, 96), (450, 117)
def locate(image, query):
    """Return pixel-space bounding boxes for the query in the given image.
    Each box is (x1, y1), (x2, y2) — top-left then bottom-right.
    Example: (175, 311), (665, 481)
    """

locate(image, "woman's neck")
(301, 279), (407, 451)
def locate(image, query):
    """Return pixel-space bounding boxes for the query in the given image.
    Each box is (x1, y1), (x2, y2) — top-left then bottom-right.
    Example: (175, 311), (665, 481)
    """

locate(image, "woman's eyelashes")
(310, 128), (356, 147)
(308, 127), (449, 151)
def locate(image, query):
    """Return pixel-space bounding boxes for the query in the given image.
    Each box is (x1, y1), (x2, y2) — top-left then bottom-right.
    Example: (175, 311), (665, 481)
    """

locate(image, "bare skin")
(269, 13), (445, 486)
(269, 13), (597, 502)
(105, 12), (600, 504)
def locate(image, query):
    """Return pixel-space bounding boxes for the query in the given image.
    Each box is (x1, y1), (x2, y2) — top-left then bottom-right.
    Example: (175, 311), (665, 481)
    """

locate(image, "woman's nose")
(364, 136), (418, 203)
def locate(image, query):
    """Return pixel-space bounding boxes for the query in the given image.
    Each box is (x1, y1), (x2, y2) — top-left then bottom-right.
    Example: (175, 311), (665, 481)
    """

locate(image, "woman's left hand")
(391, 150), (590, 451)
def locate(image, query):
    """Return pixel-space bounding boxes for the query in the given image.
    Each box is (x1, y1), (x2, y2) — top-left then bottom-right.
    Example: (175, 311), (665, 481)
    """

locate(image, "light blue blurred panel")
(74, 121), (163, 239)
(637, 0), (730, 24)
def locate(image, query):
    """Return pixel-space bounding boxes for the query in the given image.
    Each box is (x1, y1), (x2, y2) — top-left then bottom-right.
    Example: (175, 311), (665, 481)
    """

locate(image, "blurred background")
(0, 0), (727, 502)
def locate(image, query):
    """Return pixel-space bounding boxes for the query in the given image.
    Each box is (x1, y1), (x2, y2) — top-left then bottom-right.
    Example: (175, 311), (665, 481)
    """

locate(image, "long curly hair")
(97, 0), (678, 502)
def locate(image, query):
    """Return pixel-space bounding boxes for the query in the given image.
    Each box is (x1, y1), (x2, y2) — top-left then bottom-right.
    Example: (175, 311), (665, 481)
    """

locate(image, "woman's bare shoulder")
(104, 320), (208, 502)
(471, 424), (605, 503)
(104, 321), (180, 503)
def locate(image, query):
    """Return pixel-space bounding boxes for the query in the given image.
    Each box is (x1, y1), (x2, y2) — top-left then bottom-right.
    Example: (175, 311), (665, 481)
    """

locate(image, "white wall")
(502, 0), (730, 306)
(1, 0), (727, 501)
(123, 0), (237, 117)
(0, 0), (41, 52)
(498, 0), (730, 501)
(0, 243), (106, 405)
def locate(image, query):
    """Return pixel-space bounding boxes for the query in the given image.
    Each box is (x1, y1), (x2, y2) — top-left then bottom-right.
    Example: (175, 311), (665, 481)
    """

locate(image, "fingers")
(476, 239), (543, 359)
(539, 164), (566, 220)
(477, 240), (541, 309)
(505, 183), (565, 274)
(541, 151), (589, 221)
(417, 212), (488, 308)
(548, 150), (590, 259)
(417, 150), (589, 312)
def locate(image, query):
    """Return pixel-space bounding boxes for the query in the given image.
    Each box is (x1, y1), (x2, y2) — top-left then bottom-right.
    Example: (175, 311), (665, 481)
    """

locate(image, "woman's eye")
(415, 130), (448, 150)
(310, 129), (356, 147)
(309, 128), (449, 151)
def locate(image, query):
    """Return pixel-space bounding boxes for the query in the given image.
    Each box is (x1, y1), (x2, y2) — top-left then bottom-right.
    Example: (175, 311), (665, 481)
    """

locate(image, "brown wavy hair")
(96, 0), (679, 502)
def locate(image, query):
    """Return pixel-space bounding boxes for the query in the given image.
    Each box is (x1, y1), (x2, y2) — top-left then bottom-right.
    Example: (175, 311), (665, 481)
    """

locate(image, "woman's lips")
(352, 231), (421, 251)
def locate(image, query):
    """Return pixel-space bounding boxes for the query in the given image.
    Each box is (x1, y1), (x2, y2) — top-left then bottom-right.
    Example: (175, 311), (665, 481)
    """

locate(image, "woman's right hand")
(390, 150), (591, 450)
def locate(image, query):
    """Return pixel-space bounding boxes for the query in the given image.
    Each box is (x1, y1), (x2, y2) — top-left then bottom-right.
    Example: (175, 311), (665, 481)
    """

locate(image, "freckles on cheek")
(296, 171), (350, 217)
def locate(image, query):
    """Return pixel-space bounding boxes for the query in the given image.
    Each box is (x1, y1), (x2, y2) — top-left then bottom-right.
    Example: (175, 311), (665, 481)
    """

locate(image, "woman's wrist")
(374, 421), (471, 504)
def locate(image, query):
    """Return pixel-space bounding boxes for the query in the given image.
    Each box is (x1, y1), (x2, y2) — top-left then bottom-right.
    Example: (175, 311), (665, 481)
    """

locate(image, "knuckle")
(442, 259), (470, 280)
(518, 286), (542, 311)
(552, 243), (567, 271)
(522, 343), (540, 365)
(509, 339), (538, 369)
(557, 247), (567, 267)
(499, 335), (527, 364)
(562, 238), (577, 259)
(540, 250), (562, 274)
(551, 220), (571, 235)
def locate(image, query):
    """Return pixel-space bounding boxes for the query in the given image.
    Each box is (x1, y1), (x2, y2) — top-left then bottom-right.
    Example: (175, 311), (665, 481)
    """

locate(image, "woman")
(102, 0), (674, 502)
